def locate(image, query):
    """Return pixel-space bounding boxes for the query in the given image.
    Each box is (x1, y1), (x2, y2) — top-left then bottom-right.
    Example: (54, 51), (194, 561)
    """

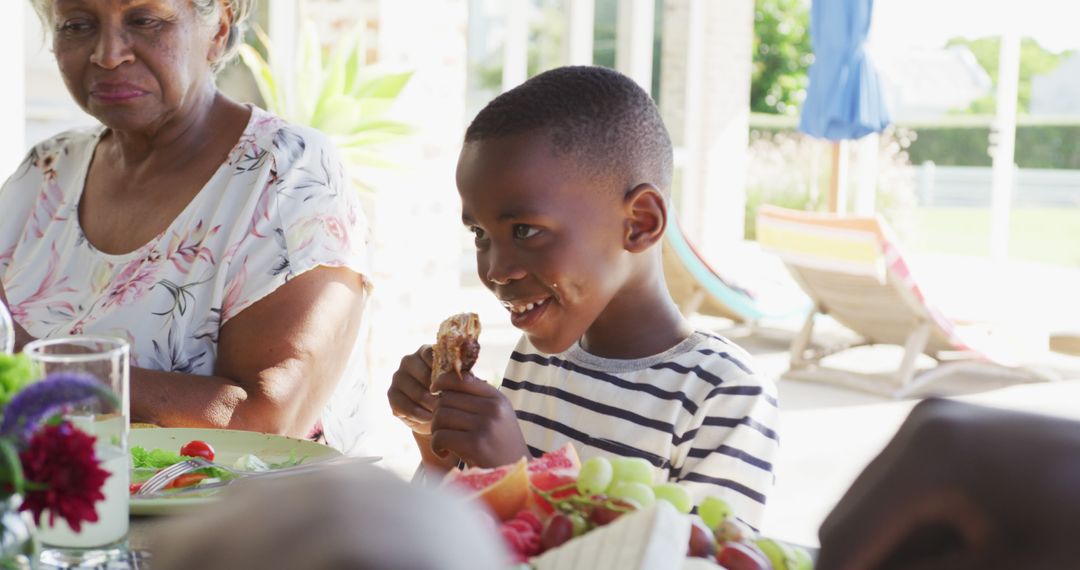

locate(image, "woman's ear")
(207, 5), (234, 64)
(623, 183), (668, 253)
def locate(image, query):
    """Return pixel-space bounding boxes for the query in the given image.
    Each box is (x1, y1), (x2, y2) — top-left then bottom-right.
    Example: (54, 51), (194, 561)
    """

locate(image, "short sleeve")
(672, 368), (780, 530)
(0, 150), (45, 274)
(220, 126), (371, 324)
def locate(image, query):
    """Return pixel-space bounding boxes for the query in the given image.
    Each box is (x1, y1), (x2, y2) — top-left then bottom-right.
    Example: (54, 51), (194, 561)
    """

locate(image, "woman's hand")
(817, 398), (1080, 570)
(429, 371), (528, 468)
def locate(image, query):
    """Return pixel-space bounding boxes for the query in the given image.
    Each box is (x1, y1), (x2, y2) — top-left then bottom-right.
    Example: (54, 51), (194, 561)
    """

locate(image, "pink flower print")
(221, 261), (249, 322)
(164, 221), (219, 273)
(27, 178), (68, 240)
(321, 216), (349, 251)
(245, 179), (277, 239)
(10, 244), (77, 322)
(102, 255), (160, 310)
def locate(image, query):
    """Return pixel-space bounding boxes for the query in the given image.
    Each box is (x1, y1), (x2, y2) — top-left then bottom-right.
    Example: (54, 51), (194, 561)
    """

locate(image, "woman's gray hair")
(27, 0), (255, 73)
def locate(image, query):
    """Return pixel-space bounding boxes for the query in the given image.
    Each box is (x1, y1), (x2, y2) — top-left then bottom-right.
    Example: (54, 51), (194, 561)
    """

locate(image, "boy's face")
(457, 132), (632, 354)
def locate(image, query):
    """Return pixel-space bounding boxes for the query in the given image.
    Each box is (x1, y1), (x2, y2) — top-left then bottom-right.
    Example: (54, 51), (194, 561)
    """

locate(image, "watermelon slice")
(444, 457), (529, 521)
(526, 443), (582, 514)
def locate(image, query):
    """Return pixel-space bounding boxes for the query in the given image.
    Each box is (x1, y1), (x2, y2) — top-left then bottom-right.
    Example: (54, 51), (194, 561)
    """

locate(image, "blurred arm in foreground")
(818, 398), (1080, 570)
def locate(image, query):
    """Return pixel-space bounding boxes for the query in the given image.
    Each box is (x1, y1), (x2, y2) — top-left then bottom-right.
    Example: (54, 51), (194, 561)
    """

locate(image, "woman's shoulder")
(239, 107), (342, 173)
(28, 125), (105, 156)
(5, 126), (104, 187)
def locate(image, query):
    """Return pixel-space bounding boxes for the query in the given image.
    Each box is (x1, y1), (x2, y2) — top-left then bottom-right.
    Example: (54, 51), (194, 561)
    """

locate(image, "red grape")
(687, 522), (716, 558)
(716, 541), (770, 570)
(541, 514), (575, 551)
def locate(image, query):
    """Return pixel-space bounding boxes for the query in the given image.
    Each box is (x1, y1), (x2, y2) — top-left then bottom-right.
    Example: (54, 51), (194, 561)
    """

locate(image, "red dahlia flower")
(18, 422), (109, 532)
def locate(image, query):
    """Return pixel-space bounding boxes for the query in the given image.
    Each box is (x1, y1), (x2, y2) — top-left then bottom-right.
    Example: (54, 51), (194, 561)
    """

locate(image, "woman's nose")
(90, 25), (135, 69)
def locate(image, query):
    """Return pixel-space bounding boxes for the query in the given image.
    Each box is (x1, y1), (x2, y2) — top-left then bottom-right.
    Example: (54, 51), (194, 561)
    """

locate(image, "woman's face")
(49, 0), (228, 133)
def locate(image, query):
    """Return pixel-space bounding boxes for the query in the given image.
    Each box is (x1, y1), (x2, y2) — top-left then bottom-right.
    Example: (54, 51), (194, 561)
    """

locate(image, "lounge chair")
(755, 205), (1055, 398)
(663, 215), (808, 325)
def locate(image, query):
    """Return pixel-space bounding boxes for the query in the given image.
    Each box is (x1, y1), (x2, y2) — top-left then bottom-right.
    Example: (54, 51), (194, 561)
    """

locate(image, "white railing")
(911, 163), (1080, 208)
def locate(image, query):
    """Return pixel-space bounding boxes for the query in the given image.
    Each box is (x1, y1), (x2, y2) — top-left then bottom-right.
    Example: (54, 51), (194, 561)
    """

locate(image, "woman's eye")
(57, 20), (92, 34)
(513, 225), (540, 239)
(129, 16), (162, 28)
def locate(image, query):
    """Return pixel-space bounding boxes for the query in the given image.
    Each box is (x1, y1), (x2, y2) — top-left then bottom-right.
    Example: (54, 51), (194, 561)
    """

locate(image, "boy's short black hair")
(464, 66), (674, 195)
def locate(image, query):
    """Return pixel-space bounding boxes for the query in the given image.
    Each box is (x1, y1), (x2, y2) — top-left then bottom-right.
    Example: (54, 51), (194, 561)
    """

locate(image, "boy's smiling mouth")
(500, 296), (552, 329)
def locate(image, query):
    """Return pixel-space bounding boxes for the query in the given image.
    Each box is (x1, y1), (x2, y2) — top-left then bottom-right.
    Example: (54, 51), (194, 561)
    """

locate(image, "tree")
(947, 36), (1075, 114)
(751, 0), (813, 115)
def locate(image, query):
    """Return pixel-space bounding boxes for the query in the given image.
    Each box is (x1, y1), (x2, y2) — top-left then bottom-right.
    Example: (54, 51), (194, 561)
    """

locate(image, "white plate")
(129, 427), (342, 516)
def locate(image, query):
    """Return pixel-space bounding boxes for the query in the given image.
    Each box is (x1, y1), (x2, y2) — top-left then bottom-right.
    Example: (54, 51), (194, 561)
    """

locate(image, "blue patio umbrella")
(799, 0), (892, 140)
(799, 0), (892, 212)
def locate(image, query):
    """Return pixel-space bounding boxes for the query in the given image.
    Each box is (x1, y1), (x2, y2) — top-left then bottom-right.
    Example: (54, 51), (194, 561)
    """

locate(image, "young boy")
(388, 66), (778, 528)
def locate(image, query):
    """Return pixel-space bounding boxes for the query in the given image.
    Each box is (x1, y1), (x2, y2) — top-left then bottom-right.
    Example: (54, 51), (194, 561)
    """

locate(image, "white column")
(659, 0), (754, 254)
(1, 1), (25, 175)
(267, 0), (299, 117)
(566, 0), (595, 66)
(990, 30), (1020, 260)
(616, 0), (655, 91)
(503, 0), (529, 91)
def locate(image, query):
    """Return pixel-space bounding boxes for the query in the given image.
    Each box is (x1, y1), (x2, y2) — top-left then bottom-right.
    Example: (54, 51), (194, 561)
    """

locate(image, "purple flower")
(0, 372), (118, 444)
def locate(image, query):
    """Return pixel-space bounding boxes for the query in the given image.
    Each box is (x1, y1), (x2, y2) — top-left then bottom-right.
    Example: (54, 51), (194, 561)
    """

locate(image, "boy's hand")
(430, 371), (529, 468)
(387, 345), (439, 434)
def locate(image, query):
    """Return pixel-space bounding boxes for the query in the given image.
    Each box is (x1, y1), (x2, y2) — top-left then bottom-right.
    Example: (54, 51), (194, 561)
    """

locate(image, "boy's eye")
(513, 225), (540, 240)
(469, 226), (487, 241)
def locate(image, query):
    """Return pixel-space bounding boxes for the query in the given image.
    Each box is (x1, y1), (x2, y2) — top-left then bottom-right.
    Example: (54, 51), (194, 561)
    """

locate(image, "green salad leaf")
(131, 445), (185, 469)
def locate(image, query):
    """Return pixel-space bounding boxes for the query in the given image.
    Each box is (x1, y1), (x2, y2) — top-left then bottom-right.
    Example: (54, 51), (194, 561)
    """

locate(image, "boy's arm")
(429, 371), (530, 468)
(672, 375), (780, 530)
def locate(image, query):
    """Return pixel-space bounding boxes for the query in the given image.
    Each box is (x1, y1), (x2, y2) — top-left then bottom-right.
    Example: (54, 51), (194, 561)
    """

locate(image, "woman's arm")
(131, 265), (368, 437)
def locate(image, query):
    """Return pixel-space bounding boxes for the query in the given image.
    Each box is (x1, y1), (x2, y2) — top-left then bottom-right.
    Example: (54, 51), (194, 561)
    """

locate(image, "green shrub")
(906, 124), (1080, 169)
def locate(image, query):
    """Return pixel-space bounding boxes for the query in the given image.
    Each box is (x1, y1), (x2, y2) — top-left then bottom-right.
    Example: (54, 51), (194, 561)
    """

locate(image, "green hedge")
(907, 125), (1080, 169)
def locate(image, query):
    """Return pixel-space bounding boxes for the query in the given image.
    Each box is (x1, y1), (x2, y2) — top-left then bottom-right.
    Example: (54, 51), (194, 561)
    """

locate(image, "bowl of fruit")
(441, 444), (813, 569)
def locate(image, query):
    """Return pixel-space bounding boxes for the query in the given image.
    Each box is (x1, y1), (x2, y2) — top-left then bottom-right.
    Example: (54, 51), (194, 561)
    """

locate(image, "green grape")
(607, 481), (656, 508)
(610, 457), (654, 486)
(568, 513), (589, 536)
(576, 456), (614, 496)
(698, 496), (732, 531)
(651, 483), (692, 514)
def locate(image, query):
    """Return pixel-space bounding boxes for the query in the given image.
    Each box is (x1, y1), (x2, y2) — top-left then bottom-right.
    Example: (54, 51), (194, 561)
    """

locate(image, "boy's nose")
(483, 251), (527, 286)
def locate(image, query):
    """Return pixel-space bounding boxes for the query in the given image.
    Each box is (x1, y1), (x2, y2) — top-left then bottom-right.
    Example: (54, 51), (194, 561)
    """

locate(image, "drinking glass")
(0, 300), (13, 354)
(24, 336), (130, 568)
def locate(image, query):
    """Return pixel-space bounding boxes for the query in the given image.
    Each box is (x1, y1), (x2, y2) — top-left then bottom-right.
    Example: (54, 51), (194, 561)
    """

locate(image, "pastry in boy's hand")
(431, 313), (481, 390)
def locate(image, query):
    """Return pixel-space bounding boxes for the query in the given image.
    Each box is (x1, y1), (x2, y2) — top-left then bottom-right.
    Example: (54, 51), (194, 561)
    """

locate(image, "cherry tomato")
(179, 440), (215, 461)
(129, 482), (144, 495)
(165, 473), (210, 490)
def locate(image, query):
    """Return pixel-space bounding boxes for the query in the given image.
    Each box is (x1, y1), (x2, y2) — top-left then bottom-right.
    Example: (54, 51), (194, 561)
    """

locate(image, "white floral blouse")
(0, 106), (372, 452)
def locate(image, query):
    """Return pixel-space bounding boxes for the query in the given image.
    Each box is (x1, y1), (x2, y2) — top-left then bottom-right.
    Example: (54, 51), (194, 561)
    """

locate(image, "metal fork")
(135, 455), (380, 496)
(135, 459), (205, 496)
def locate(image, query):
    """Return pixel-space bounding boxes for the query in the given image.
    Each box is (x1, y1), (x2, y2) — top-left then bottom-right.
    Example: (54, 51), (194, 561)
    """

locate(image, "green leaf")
(130, 445), (185, 469)
(352, 71), (413, 99)
(238, 44), (283, 115)
(0, 439), (25, 495)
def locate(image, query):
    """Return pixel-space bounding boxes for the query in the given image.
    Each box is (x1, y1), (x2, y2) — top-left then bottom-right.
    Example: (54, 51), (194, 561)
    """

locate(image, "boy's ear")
(622, 183), (668, 253)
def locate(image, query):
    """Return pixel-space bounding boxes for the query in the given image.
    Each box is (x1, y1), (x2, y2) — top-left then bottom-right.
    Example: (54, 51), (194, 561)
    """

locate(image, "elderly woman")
(0, 0), (371, 453)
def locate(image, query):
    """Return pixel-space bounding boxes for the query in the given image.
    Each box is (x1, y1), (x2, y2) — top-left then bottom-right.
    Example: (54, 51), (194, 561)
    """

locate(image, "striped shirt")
(500, 330), (779, 528)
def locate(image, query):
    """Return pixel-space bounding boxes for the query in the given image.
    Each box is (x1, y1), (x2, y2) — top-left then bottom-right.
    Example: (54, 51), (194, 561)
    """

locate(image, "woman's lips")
(90, 85), (147, 103)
